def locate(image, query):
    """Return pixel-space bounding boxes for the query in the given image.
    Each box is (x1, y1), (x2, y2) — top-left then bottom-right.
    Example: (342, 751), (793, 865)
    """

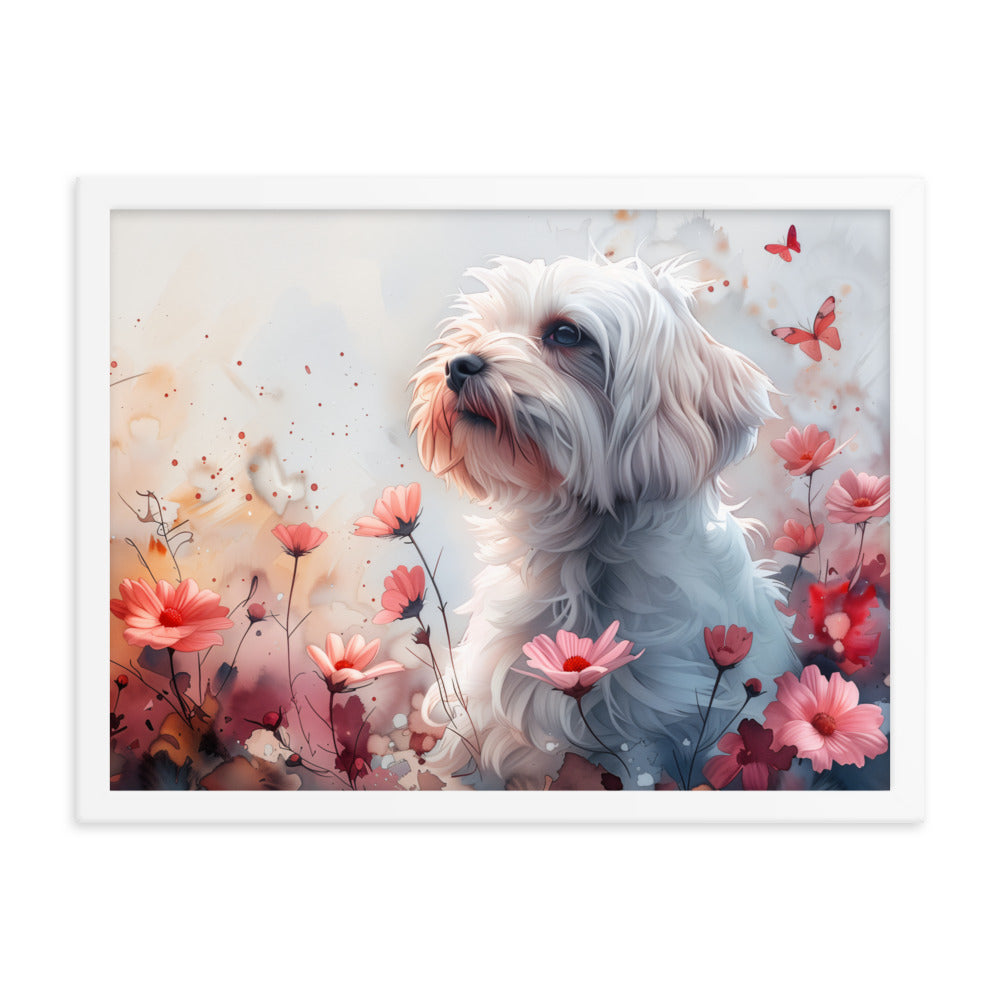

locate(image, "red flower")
(703, 718), (797, 790)
(271, 522), (328, 557)
(373, 565), (426, 625)
(744, 678), (763, 698)
(773, 518), (824, 557)
(353, 483), (422, 538)
(114, 674), (129, 689)
(703, 625), (753, 670)
(808, 581), (881, 675)
(110, 578), (235, 652)
(771, 424), (842, 477)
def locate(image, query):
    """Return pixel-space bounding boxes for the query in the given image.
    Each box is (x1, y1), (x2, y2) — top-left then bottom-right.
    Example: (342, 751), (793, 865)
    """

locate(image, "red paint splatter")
(272, 491), (278, 497)
(238, 432), (245, 440)
(110, 361), (118, 368)
(171, 459), (178, 466)
(245, 494), (252, 501)
(195, 493), (201, 499)
(305, 365), (311, 374)
(310, 483), (318, 491)
(723, 280), (730, 287)
(707, 285), (714, 292)
(855, 406), (861, 412)
(237, 360), (242, 366)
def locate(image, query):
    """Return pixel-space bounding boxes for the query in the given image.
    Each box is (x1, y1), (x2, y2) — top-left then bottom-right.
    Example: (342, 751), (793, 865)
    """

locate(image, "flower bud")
(744, 678), (763, 698)
(261, 709), (283, 731)
(287, 753), (302, 767)
(115, 674), (129, 689)
(247, 602), (267, 623)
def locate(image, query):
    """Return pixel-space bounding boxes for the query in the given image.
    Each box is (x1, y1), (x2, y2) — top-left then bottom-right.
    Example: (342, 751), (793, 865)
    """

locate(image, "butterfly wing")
(786, 225), (800, 253)
(817, 325), (841, 351)
(773, 325), (823, 362)
(765, 243), (792, 262)
(812, 296), (836, 335)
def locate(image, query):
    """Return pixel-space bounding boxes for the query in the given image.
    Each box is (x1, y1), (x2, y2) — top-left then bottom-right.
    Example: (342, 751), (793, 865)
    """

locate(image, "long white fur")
(408, 255), (798, 788)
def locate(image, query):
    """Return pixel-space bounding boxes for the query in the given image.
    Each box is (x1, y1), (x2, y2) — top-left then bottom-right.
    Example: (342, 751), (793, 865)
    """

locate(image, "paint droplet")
(305, 365), (311, 374)
(723, 279), (730, 287)
(236, 360), (242, 366)
(245, 494), (252, 501)
(171, 459), (178, 466)
(855, 406), (861, 412)
(310, 483), (318, 492)
(195, 492), (201, 499)
(238, 431), (245, 440)
(110, 360), (118, 368)
(707, 285), (714, 292)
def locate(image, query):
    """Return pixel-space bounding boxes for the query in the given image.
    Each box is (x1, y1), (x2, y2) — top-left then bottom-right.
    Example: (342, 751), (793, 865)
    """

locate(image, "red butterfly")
(765, 225), (801, 262)
(772, 295), (841, 362)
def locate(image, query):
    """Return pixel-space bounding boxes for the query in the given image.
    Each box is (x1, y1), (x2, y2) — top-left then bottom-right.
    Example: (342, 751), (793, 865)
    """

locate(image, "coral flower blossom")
(353, 483), (422, 538)
(514, 621), (643, 698)
(306, 633), (405, 694)
(808, 580), (880, 675)
(110, 578), (235, 652)
(703, 625), (753, 670)
(271, 522), (328, 557)
(703, 718), (797, 790)
(825, 470), (890, 524)
(373, 565), (426, 624)
(773, 518), (824, 557)
(763, 664), (887, 773)
(770, 424), (841, 477)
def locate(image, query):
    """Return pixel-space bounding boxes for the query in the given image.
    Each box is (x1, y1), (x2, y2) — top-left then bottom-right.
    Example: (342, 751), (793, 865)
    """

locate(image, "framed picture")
(77, 177), (924, 823)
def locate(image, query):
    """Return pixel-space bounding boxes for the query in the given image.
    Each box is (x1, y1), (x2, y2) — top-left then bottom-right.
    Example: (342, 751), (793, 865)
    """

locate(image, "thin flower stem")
(789, 555), (804, 594)
(575, 696), (631, 778)
(216, 621), (255, 696)
(407, 532), (481, 751)
(329, 690), (353, 789)
(417, 614), (456, 725)
(806, 473), (824, 583)
(686, 669), (723, 790)
(113, 687), (123, 715)
(167, 647), (192, 727)
(284, 555), (312, 752)
(849, 520), (869, 588)
(709, 694), (752, 750)
(111, 659), (185, 721)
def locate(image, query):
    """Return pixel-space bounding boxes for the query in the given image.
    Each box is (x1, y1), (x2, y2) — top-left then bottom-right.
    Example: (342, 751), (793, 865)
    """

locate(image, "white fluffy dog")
(409, 255), (798, 789)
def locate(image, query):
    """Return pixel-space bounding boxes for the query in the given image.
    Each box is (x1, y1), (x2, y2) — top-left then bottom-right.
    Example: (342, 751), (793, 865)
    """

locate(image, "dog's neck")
(469, 483), (741, 636)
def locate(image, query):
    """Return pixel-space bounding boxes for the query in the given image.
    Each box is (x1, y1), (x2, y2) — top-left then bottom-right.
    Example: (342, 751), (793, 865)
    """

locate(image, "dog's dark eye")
(542, 321), (586, 347)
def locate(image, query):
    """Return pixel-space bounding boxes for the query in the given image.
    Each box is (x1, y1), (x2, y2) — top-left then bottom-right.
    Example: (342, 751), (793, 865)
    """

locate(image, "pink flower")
(514, 621), (643, 698)
(271, 522), (328, 556)
(703, 718), (797, 790)
(703, 625), (753, 669)
(763, 664), (888, 773)
(773, 518), (824, 557)
(110, 578), (235, 652)
(771, 424), (841, 477)
(825, 470), (890, 524)
(373, 565), (426, 624)
(353, 483), (422, 538)
(306, 633), (405, 694)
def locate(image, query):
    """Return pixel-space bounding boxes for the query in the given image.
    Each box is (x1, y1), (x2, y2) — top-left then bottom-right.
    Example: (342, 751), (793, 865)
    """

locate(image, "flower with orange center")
(110, 578), (235, 652)
(271, 522), (328, 557)
(770, 424), (842, 477)
(373, 565), (426, 625)
(763, 664), (887, 772)
(353, 483), (422, 538)
(306, 632), (405, 695)
(825, 470), (890, 524)
(703, 625), (754, 670)
(514, 621), (643, 698)
(773, 518), (824, 557)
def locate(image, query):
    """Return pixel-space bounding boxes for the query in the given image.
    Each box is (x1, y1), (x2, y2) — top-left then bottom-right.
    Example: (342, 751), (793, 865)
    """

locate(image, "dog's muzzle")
(445, 353), (486, 394)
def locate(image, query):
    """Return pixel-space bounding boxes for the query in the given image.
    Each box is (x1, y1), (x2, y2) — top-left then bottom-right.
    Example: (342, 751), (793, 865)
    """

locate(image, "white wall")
(2, 2), (982, 997)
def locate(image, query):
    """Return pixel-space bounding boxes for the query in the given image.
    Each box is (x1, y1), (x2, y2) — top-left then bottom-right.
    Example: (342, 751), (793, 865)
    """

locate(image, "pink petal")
(821, 671), (860, 717)
(703, 754), (742, 790)
(741, 762), (770, 791)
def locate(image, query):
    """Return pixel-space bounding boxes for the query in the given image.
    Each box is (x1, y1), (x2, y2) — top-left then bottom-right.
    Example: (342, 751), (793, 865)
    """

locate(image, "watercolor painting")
(108, 207), (890, 793)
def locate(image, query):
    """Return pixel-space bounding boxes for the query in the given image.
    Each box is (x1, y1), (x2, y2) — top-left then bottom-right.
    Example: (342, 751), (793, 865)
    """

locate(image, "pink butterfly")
(765, 225), (801, 262)
(772, 295), (841, 362)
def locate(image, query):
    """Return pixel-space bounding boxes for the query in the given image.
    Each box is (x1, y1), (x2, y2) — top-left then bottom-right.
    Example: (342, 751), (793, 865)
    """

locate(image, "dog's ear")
(608, 263), (775, 503)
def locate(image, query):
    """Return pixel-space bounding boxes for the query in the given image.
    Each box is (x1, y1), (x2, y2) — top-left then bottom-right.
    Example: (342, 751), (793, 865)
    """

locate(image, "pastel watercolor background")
(109, 208), (890, 792)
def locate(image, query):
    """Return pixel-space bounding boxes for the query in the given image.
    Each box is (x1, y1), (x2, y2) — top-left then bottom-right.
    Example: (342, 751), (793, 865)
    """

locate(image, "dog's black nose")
(445, 353), (486, 393)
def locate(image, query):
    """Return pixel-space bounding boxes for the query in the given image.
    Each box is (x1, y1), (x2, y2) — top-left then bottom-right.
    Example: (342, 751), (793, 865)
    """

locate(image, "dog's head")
(409, 255), (775, 511)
